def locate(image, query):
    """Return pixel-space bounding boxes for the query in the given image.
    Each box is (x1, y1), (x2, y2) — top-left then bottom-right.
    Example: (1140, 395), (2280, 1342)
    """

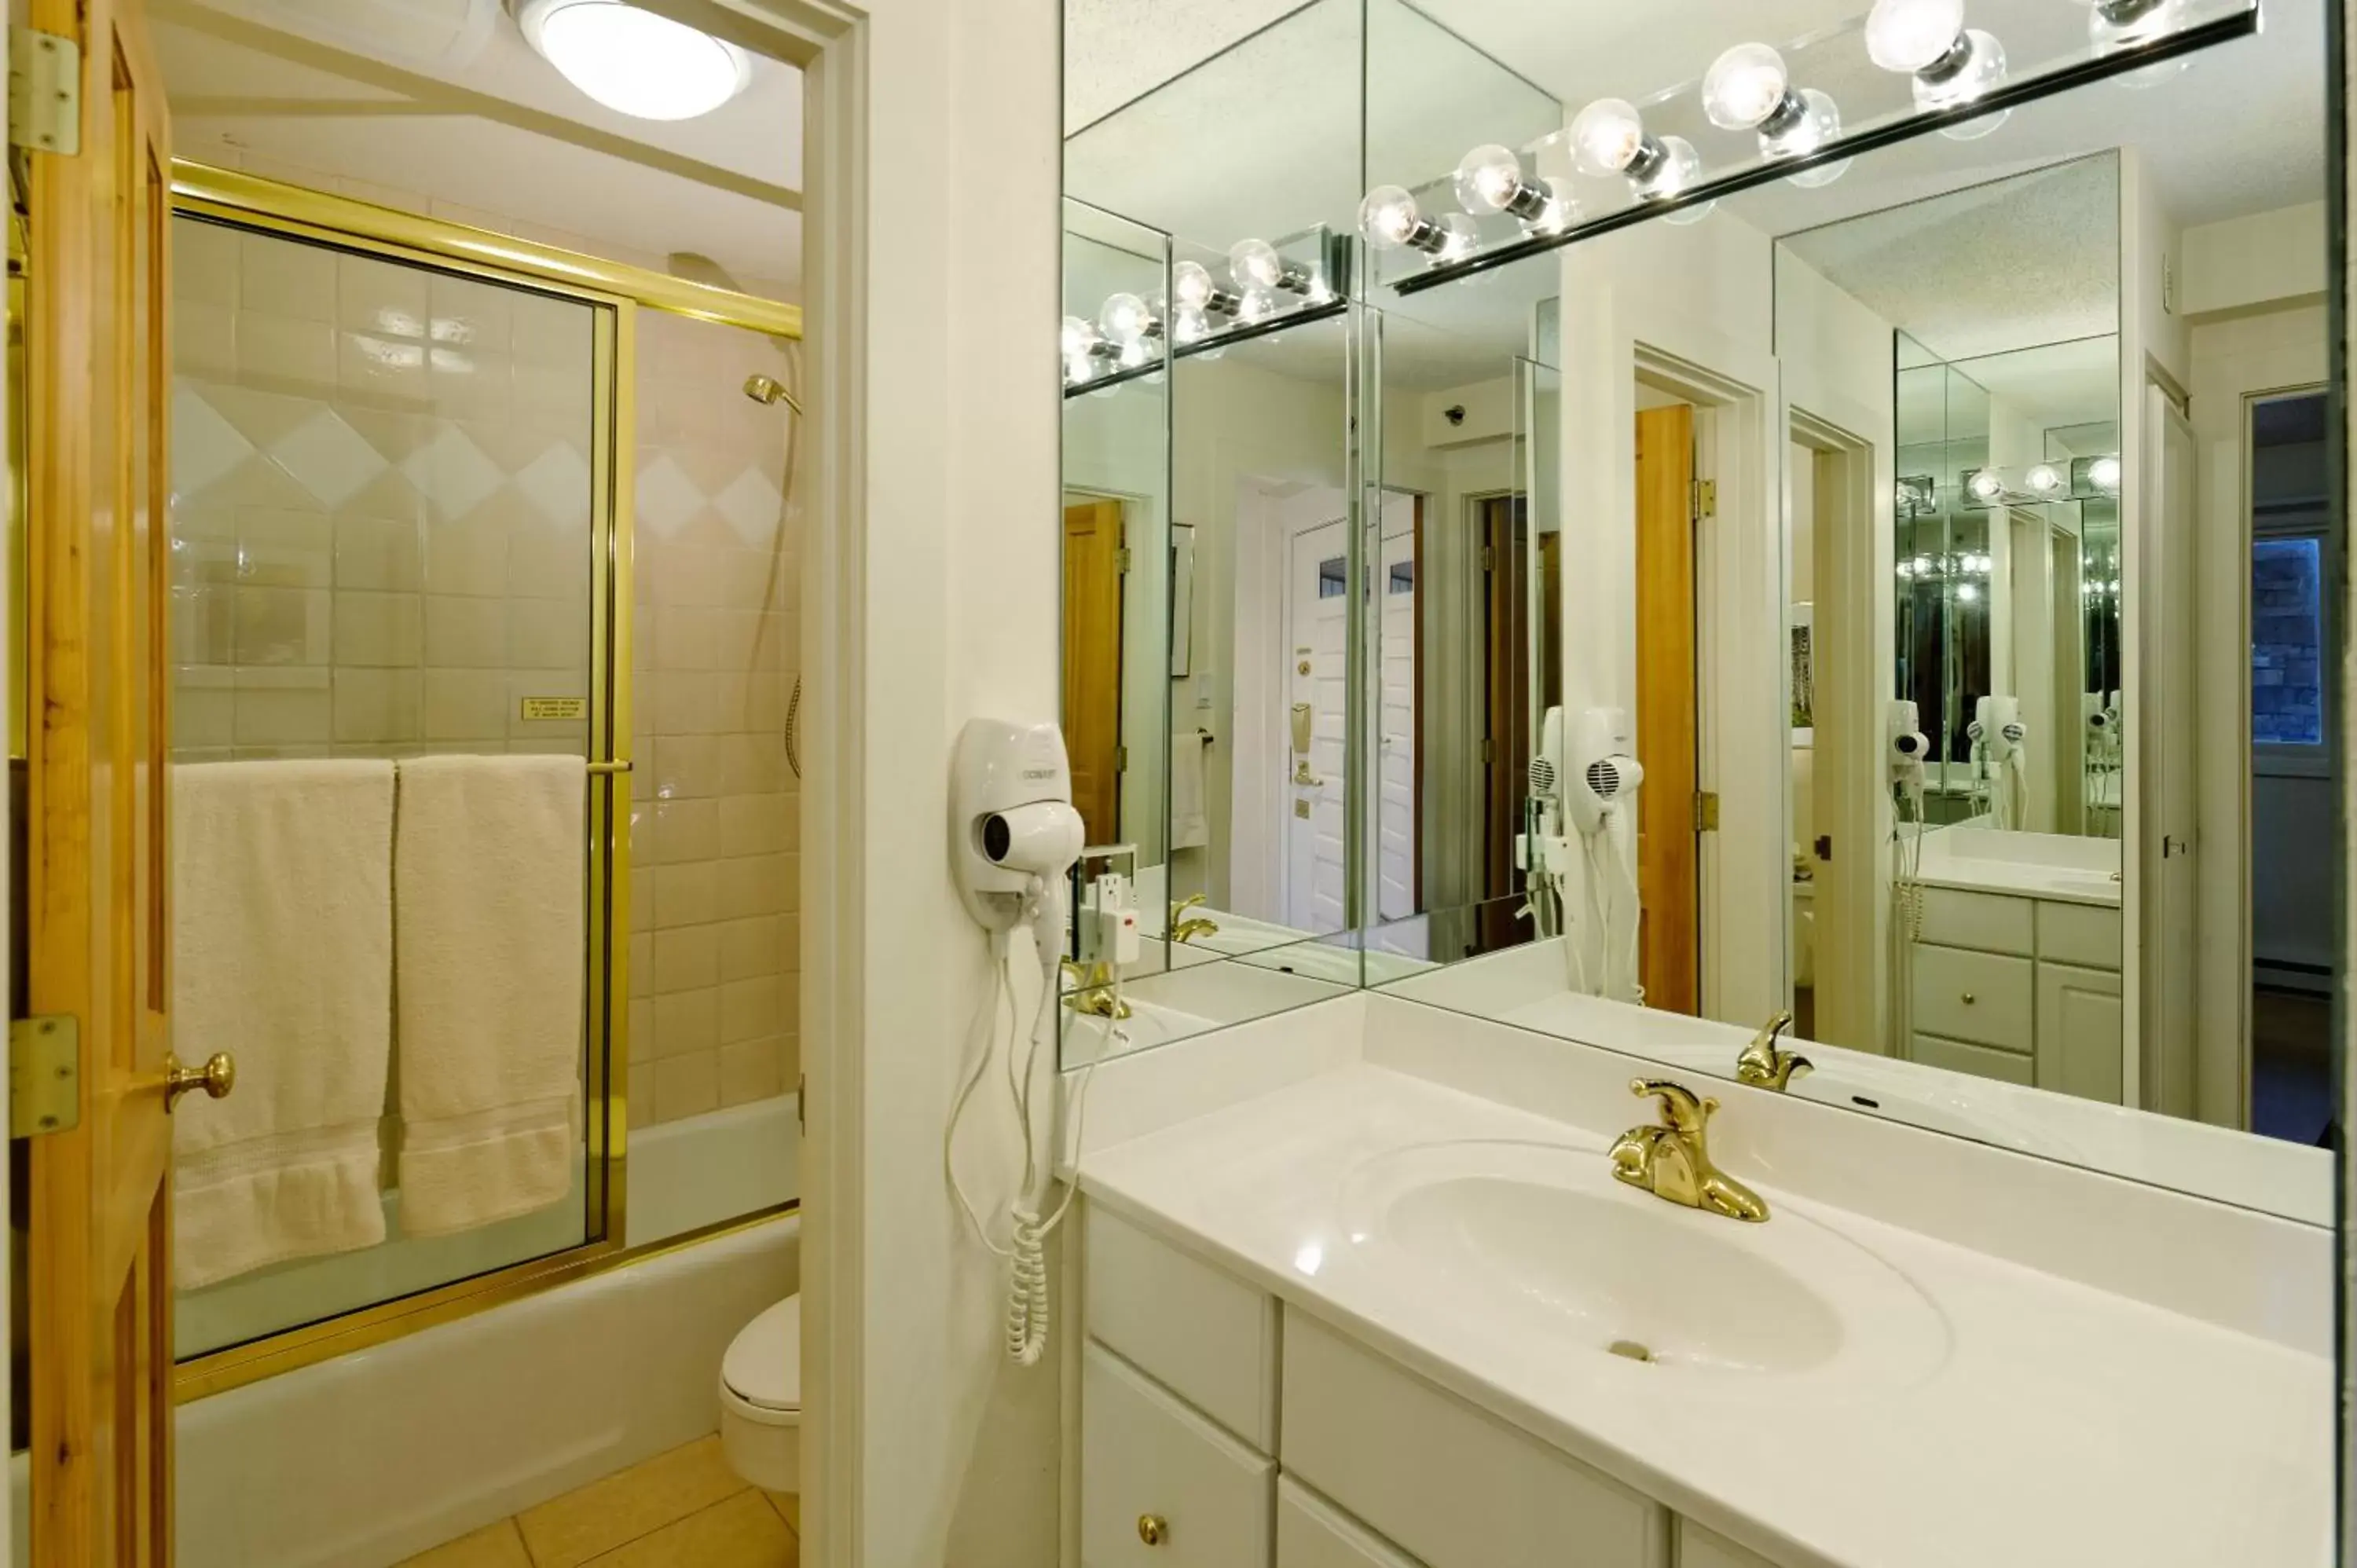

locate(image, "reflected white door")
(1285, 518), (1349, 931)
(1377, 496), (1420, 921)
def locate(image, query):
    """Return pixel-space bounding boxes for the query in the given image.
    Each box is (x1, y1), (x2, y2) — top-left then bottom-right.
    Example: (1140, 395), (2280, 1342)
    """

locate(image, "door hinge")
(1480, 737), (1495, 764)
(1115, 546), (1131, 573)
(1814, 833), (1833, 862)
(1695, 791), (1721, 833)
(10, 1015), (80, 1138)
(1692, 479), (1717, 521)
(1479, 545), (1496, 571)
(9, 28), (81, 156)
(1114, 744), (1129, 771)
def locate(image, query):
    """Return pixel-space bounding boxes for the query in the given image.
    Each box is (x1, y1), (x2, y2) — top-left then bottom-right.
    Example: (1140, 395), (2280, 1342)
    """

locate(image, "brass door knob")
(1960, 992), (1976, 1005)
(165, 1052), (236, 1110)
(1138, 1514), (1169, 1546)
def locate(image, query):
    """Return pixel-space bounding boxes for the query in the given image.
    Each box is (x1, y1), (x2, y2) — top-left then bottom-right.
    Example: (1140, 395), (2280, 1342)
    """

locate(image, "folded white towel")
(1170, 729), (1211, 851)
(171, 760), (394, 1291)
(394, 754), (586, 1237)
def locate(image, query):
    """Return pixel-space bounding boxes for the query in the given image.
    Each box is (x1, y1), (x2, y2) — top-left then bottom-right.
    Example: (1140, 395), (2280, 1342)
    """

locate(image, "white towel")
(171, 760), (394, 1291)
(1170, 730), (1211, 851)
(394, 755), (586, 1236)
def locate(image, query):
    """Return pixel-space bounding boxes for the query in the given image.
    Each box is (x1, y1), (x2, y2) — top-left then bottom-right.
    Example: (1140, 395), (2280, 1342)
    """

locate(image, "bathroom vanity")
(1066, 997), (2330, 1568)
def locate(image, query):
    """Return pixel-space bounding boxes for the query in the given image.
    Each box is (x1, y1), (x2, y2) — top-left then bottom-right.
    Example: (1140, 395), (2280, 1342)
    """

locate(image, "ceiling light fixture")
(1701, 44), (1847, 187)
(1453, 145), (1578, 233)
(512, 0), (752, 122)
(1569, 99), (1702, 203)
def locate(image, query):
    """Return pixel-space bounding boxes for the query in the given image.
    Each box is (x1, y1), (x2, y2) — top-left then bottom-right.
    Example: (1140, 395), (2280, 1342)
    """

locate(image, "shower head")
(744, 373), (802, 413)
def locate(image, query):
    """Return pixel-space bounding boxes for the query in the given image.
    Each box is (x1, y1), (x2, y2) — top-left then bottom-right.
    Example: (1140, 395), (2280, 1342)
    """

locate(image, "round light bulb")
(2090, 456), (2123, 491)
(1236, 289), (1278, 324)
(1529, 177), (1578, 233)
(1958, 582), (1980, 603)
(1434, 213), (1479, 263)
(1453, 144), (1527, 214)
(1969, 470), (2003, 501)
(1631, 135), (1702, 202)
(1864, 0), (1967, 72)
(1703, 43), (1790, 130)
(1570, 98), (1646, 177)
(1171, 309), (1208, 346)
(1358, 185), (1421, 250)
(1172, 260), (1215, 312)
(2026, 463), (2062, 494)
(1897, 562), (1915, 579)
(1912, 555), (1934, 577)
(1913, 28), (2007, 111)
(1788, 156), (1853, 190)
(518, 0), (752, 122)
(1229, 238), (1284, 291)
(1098, 292), (1153, 346)
(1762, 86), (1841, 159)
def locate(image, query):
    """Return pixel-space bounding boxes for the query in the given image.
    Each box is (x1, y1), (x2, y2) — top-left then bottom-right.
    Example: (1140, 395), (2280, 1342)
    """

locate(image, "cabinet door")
(1279, 1478), (1425, 1568)
(1911, 943), (2036, 1050)
(2036, 962), (2125, 1104)
(1083, 1343), (1273, 1568)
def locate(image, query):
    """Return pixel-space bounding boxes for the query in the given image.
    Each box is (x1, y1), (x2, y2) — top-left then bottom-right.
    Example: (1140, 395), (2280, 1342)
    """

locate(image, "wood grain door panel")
(1635, 405), (1699, 1016)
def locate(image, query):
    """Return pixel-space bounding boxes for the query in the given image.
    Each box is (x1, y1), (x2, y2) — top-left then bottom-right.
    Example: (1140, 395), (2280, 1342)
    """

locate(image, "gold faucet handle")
(1629, 1077), (1715, 1135)
(1171, 893), (1207, 916)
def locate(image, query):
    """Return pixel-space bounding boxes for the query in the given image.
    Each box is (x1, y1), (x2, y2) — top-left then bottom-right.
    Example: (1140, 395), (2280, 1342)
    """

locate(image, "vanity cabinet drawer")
(1910, 943), (2033, 1050)
(1280, 1309), (1668, 1568)
(1087, 1204), (1278, 1449)
(1915, 887), (2033, 954)
(1279, 1478), (1426, 1568)
(2036, 900), (2122, 970)
(1676, 1519), (1780, 1568)
(1912, 1031), (2036, 1086)
(1083, 1342), (1273, 1568)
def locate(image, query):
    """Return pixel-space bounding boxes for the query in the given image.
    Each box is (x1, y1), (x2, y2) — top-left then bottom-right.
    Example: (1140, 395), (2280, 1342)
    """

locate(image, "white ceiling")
(156, 0), (802, 297)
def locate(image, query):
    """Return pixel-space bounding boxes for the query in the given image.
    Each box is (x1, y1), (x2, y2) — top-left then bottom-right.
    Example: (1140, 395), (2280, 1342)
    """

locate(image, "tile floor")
(397, 1435), (798, 1568)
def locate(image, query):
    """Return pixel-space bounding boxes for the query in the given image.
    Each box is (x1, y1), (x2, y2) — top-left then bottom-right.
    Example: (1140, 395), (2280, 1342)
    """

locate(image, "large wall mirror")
(1058, 0), (2332, 1227)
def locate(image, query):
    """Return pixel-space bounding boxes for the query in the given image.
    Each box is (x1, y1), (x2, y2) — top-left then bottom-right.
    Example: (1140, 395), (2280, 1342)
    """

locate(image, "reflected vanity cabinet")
(1079, 1206), (1780, 1568)
(1908, 888), (2124, 1101)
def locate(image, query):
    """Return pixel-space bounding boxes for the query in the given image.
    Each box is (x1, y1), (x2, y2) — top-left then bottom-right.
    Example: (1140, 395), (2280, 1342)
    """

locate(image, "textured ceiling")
(1780, 158), (2121, 363)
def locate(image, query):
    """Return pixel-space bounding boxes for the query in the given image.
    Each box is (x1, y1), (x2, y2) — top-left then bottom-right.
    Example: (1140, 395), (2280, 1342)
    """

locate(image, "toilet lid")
(723, 1295), (801, 1412)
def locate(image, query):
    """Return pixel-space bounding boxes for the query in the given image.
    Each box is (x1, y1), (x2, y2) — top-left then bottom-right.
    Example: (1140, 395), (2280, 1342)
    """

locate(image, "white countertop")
(1911, 825), (2124, 907)
(1078, 1058), (2332, 1568)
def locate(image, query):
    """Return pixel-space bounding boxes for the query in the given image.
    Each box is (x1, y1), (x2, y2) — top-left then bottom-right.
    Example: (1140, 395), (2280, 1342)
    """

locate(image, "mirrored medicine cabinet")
(1054, 0), (2336, 1236)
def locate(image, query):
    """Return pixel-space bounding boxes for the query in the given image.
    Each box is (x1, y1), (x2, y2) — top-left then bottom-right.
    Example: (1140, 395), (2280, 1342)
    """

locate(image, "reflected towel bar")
(587, 760), (632, 775)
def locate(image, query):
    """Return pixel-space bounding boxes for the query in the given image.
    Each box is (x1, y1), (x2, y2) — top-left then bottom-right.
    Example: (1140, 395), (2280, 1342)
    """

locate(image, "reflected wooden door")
(1635, 405), (1699, 1015)
(1062, 498), (1124, 844)
(25, 0), (185, 1560)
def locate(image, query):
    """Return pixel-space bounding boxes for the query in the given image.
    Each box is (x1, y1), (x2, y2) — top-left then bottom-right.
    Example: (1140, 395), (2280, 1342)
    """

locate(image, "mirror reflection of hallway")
(1062, 496), (1127, 844)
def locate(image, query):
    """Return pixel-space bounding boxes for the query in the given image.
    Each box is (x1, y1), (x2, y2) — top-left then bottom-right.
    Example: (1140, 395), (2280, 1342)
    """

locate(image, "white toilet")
(719, 1294), (801, 1493)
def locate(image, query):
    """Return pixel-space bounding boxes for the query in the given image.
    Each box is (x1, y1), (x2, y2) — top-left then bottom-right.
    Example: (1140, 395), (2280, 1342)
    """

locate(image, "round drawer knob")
(1138, 1514), (1170, 1546)
(1960, 991), (1977, 1005)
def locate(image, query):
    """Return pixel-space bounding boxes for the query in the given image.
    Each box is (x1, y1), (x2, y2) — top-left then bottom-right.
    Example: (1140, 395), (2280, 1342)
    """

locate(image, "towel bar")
(586, 760), (633, 775)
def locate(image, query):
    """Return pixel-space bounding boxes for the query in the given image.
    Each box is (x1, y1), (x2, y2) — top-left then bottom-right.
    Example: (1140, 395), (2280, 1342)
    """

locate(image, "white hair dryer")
(1972, 694), (2028, 830)
(946, 720), (1087, 1368)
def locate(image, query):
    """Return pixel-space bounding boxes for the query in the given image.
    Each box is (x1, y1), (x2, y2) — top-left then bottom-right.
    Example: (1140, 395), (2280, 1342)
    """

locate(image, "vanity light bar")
(1380, 0), (2254, 297)
(1958, 457), (2123, 507)
(1064, 232), (1352, 400)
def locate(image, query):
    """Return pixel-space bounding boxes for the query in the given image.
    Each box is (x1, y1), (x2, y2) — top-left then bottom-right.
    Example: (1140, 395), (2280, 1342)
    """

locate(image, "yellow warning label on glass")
(520, 697), (588, 722)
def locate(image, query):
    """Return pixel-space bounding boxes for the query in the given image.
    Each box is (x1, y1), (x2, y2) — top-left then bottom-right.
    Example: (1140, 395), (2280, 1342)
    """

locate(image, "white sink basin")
(1340, 1138), (1951, 1392)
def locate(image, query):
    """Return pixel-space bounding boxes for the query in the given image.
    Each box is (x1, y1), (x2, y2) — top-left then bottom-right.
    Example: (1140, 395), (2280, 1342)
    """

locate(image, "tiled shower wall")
(625, 311), (801, 1126)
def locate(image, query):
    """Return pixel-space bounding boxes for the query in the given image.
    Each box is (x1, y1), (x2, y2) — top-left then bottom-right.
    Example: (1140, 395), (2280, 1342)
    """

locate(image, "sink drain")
(1607, 1339), (1655, 1363)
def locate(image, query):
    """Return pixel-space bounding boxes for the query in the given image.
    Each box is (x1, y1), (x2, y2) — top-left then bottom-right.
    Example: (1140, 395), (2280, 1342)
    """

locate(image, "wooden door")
(25, 1), (183, 1560)
(1061, 498), (1124, 844)
(1634, 405), (1699, 1015)
(2142, 387), (2198, 1115)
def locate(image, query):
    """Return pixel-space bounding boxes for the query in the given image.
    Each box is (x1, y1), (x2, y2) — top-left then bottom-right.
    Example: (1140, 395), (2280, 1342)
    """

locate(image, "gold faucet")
(1736, 1009), (1813, 1091)
(1060, 958), (1132, 1020)
(1609, 1079), (1769, 1223)
(1168, 893), (1221, 945)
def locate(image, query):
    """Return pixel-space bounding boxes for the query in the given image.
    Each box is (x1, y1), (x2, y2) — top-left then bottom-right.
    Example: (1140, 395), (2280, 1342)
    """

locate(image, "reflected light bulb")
(1788, 155), (1853, 190)
(1172, 260), (1215, 311)
(1229, 237), (1285, 292)
(1968, 470), (2003, 501)
(1455, 144), (1528, 212)
(1864, 0), (1967, 72)
(1957, 581), (1980, 603)
(1058, 315), (1096, 360)
(1570, 98), (1647, 176)
(1358, 185), (1423, 250)
(1913, 28), (2007, 111)
(1098, 292), (1153, 346)
(2089, 0), (2185, 50)
(2026, 463), (2063, 495)
(1912, 555), (1934, 577)
(1763, 87), (1842, 160)
(2090, 456), (2123, 491)
(1703, 43), (1791, 130)
(1434, 214), (1479, 262)
(1631, 136), (1702, 202)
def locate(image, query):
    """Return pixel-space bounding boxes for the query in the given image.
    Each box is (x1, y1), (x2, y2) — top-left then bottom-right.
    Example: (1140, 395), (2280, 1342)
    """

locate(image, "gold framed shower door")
(164, 163), (801, 1402)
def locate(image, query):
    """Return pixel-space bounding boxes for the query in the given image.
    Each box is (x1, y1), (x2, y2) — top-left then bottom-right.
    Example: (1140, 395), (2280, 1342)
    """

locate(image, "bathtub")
(13, 1094), (801, 1568)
